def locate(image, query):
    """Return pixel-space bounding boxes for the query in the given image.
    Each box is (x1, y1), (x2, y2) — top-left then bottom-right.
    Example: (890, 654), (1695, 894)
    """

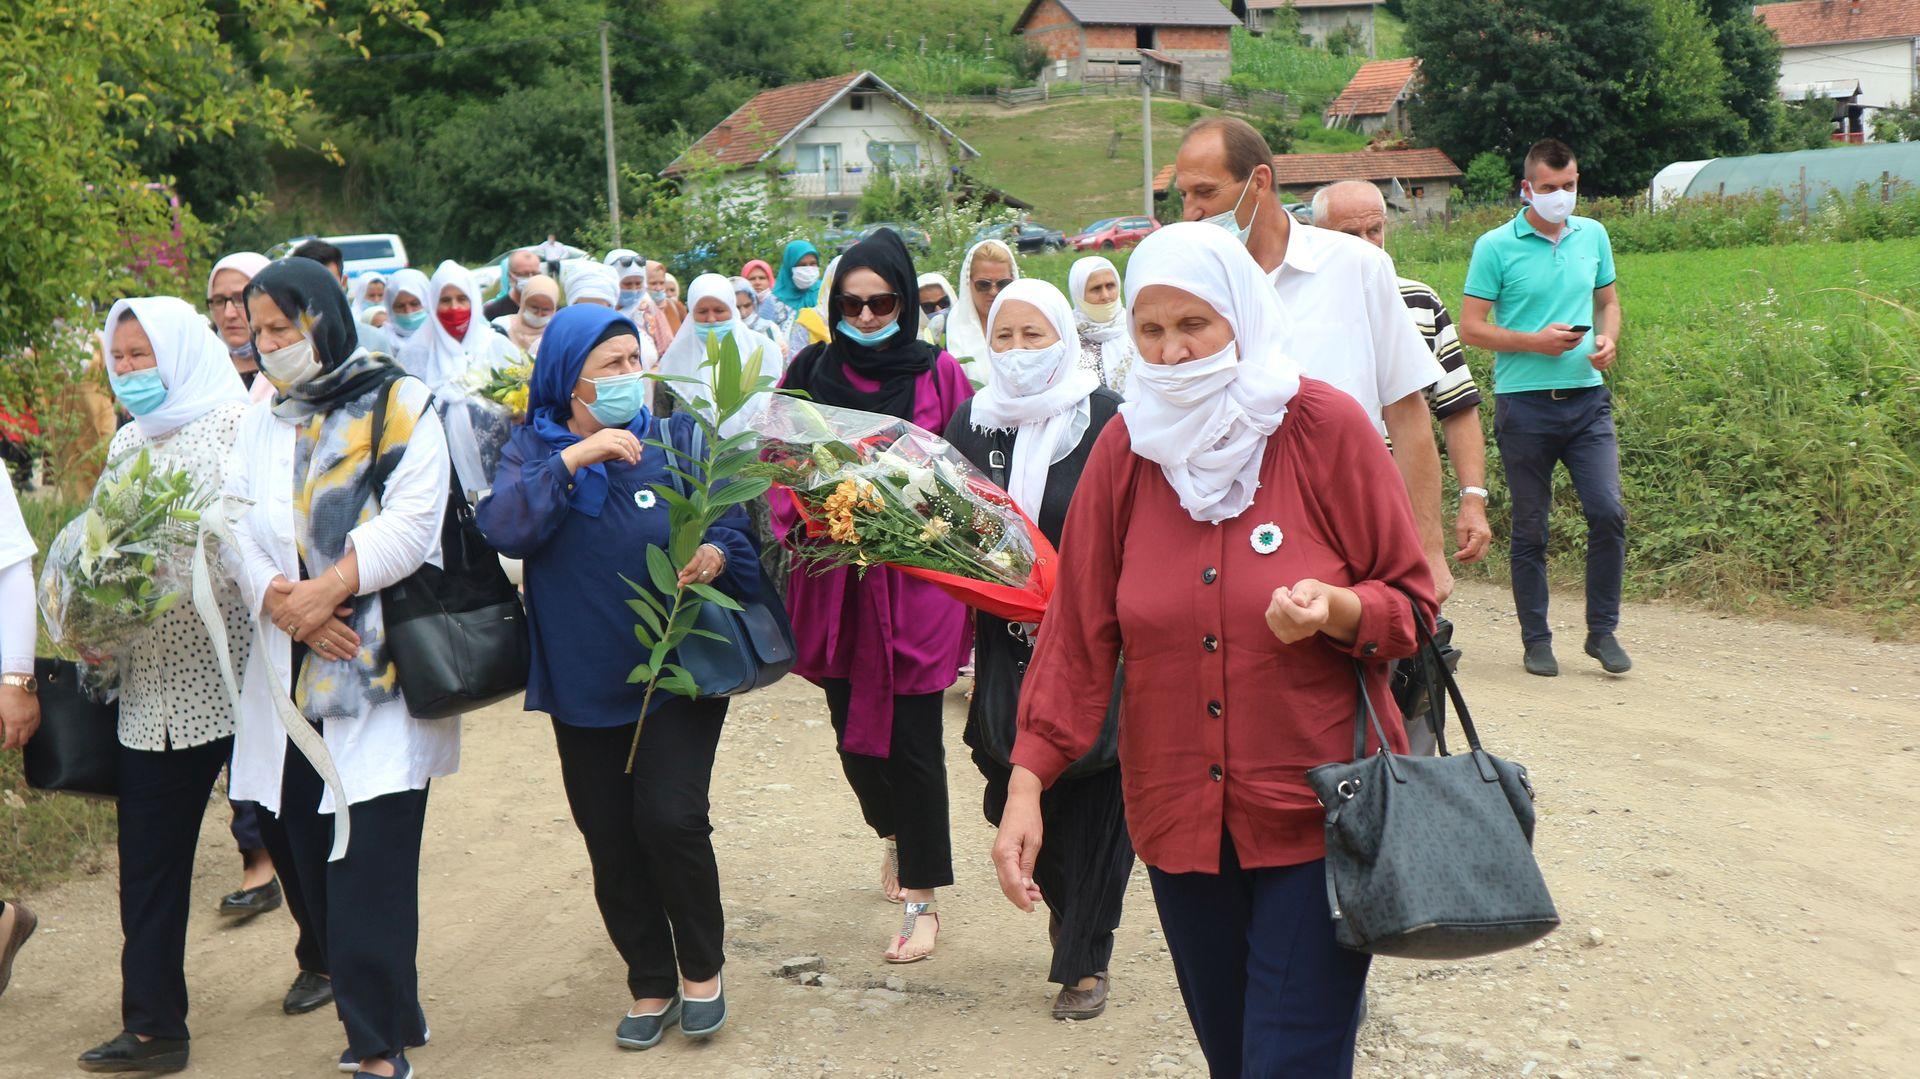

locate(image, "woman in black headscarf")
(221, 258), (453, 1079)
(776, 229), (974, 963)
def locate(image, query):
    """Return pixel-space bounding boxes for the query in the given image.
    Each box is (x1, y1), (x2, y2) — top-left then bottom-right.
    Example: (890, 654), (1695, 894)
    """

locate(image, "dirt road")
(5, 582), (1917, 1077)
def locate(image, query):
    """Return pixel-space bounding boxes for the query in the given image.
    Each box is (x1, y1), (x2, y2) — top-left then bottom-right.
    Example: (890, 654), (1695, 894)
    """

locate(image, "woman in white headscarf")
(604, 249), (673, 354)
(73, 297), (257, 1074)
(383, 269), (432, 349)
(945, 239), (1020, 386)
(657, 273), (780, 438)
(398, 260), (514, 496)
(349, 273), (388, 322)
(1067, 256), (1138, 394)
(567, 263), (659, 369)
(940, 279), (1130, 1022)
(730, 276), (787, 361)
(915, 271), (957, 349)
(991, 224), (1437, 1078)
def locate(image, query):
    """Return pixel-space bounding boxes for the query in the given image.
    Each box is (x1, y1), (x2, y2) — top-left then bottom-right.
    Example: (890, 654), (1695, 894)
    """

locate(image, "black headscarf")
(246, 257), (402, 418)
(783, 228), (939, 420)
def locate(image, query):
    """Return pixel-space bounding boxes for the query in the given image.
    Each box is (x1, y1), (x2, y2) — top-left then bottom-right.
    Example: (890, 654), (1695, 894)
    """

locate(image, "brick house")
(1155, 146), (1464, 220)
(1323, 57), (1421, 135)
(1757, 0), (1920, 142)
(1247, 0), (1386, 54)
(1014, 0), (1240, 88)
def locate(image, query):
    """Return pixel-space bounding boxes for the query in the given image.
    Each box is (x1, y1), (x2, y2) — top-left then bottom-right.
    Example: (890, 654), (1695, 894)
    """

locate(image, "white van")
(272, 233), (409, 279)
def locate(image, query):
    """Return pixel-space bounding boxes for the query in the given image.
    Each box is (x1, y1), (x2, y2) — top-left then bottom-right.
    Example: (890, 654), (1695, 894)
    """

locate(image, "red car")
(1070, 215), (1161, 251)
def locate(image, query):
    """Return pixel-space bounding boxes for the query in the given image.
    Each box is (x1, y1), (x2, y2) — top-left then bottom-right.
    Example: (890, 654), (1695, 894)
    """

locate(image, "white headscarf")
(1068, 255), (1138, 392)
(565, 261), (619, 307)
(946, 239), (1020, 381)
(916, 271), (957, 347)
(349, 273), (388, 319)
(659, 272), (779, 437)
(384, 268), (432, 343)
(1120, 223), (1301, 524)
(970, 280), (1101, 522)
(104, 296), (249, 442)
(207, 251), (271, 299)
(398, 259), (507, 393)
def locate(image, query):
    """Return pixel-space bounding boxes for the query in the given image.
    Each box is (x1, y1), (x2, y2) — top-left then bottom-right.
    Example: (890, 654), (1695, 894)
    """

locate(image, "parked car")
(973, 220), (1068, 254)
(832, 222), (931, 255)
(271, 233), (410, 280)
(1070, 215), (1160, 251)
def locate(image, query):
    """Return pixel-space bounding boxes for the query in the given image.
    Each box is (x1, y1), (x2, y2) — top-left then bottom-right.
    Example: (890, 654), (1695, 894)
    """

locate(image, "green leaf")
(649, 640), (671, 671)
(626, 598), (664, 636)
(685, 628), (730, 643)
(709, 476), (773, 508)
(626, 663), (654, 685)
(645, 545), (678, 597)
(687, 582), (743, 611)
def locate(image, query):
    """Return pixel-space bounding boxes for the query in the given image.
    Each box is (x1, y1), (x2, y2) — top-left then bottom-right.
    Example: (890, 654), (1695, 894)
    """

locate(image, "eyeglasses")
(837, 292), (900, 319)
(971, 278), (1015, 295)
(207, 294), (245, 312)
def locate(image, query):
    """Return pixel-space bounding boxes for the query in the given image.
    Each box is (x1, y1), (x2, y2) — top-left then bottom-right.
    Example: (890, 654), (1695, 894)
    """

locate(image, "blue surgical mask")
(649, 289), (668, 304)
(577, 372), (647, 428)
(110, 367), (168, 417)
(694, 320), (732, 343)
(1200, 175), (1259, 246)
(618, 288), (646, 310)
(394, 309), (428, 333)
(837, 318), (898, 347)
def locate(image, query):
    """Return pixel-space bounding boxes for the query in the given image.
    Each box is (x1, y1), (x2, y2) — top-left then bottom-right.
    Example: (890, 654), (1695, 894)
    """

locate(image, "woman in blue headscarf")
(771, 239), (822, 326)
(475, 305), (759, 1052)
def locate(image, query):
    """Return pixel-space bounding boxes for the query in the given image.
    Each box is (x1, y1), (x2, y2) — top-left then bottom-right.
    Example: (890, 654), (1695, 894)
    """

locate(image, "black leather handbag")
(22, 657), (119, 799)
(658, 412), (796, 696)
(1305, 604), (1560, 960)
(368, 380), (530, 719)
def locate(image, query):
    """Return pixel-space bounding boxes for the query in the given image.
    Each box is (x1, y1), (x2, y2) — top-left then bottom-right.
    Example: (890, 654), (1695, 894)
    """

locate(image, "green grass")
(1229, 27), (1367, 114)
(1373, 8), (1412, 60)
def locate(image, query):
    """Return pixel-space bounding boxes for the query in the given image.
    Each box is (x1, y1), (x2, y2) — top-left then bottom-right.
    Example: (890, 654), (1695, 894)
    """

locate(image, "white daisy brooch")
(634, 489), (657, 510)
(1250, 522), (1283, 555)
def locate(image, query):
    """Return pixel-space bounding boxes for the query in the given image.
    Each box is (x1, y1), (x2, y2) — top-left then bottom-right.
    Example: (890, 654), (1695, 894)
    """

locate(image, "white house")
(664, 71), (978, 214)
(1247, 0), (1386, 55)
(1758, 0), (1920, 140)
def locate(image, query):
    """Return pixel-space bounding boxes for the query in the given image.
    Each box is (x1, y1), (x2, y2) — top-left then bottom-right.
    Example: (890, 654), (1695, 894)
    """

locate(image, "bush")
(1463, 151), (1512, 206)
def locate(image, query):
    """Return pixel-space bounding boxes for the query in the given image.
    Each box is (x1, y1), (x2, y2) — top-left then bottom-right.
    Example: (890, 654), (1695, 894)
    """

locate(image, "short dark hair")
(1181, 116), (1273, 183)
(290, 239), (344, 272)
(1524, 139), (1577, 179)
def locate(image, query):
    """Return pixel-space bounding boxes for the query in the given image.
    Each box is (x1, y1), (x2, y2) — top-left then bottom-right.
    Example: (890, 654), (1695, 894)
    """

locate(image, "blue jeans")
(1494, 387), (1626, 645)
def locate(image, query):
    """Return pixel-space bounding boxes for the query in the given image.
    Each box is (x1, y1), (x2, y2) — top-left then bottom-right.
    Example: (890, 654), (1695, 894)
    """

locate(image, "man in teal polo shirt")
(1459, 138), (1629, 678)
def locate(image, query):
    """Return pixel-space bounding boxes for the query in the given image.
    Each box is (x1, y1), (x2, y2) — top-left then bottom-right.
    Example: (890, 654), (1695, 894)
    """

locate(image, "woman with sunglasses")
(777, 229), (973, 964)
(915, 272), (957, 349)
(944, 239), (1020, 387)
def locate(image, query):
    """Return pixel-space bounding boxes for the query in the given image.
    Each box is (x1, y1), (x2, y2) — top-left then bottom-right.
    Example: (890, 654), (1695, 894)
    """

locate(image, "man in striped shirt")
(1314, 180), (1492, 565)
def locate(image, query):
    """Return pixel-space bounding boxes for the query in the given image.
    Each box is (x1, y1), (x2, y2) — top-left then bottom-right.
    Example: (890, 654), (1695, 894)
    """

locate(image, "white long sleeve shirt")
(0, 475), (35, 675)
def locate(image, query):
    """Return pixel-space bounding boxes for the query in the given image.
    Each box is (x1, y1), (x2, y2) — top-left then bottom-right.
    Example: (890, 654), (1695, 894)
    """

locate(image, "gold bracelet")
(332, 564), (353, 594)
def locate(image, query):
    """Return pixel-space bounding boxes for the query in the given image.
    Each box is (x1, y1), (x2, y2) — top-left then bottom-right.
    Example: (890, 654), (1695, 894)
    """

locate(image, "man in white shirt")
(1173, 117), (1452, 600)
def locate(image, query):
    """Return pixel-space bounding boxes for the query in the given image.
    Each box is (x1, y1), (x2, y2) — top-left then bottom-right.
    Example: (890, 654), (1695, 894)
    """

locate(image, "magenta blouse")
(775, 352), (975, 758)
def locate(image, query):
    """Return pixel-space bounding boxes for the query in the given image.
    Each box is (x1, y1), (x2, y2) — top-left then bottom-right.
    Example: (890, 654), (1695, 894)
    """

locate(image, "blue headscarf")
(773, 238), (822, 311)
(527, 305), (649, 517)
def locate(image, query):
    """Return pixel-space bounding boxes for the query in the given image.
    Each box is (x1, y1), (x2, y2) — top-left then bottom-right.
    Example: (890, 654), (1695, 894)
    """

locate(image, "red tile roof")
(1323, 58), (1420, 121)
(1757, 0), (1920, 47)
(1153, 147), (1463, 193)
(666, 73), (862, 176)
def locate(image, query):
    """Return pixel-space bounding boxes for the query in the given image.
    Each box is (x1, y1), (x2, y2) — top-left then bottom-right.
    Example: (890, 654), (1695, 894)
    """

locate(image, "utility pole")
(1142, 71), (1154, 219)
(600, 22), (621, 246)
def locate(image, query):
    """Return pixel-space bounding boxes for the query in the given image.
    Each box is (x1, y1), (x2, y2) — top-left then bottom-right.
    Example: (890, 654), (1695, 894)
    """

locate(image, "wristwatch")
(1460, 486), (1490, 501)
(1, 672), (36, 695)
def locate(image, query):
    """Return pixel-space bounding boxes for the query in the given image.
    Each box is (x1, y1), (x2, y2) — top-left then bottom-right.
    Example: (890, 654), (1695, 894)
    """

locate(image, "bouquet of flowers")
(472, 360), (531, 418)
(38, 448), (213, 660)
(752, 397), (1057, 624)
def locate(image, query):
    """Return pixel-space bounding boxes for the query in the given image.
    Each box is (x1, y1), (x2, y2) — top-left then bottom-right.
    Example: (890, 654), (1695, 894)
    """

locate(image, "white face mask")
(1200, 176), (1260, 246)
(989, 340), (1068, 397)
(260, 336), (322, 389)
(790, 265), (821, 289)
(1131, 340), (1240, 406)
(520, 310), (551, 329)
(1526, 184), (1577, 225)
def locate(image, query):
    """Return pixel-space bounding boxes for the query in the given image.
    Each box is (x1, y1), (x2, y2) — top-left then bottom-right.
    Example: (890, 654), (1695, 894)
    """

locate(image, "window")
(1135, 26), (1153, 50)
(867, 142), (919, 169)
(794, 144), (830, 173)
(1124, 217), (1153, 229)
(850, 93), (867, 111)
(334, 238), (395, 261)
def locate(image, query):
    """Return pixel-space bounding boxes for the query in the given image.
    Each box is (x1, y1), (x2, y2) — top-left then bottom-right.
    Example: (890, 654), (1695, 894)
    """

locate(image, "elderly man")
(1312, 180), (1492, 566)
(484, 247), (542, 321)
(1173, 116), (1453, 601)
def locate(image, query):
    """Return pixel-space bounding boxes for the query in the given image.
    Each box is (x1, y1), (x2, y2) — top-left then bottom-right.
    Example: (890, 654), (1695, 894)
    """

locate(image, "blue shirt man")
(1459, 138), (1631, 678)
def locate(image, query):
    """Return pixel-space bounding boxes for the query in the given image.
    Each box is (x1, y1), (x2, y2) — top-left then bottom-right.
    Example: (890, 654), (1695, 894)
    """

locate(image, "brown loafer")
(1051, 971), (1110, 1020)
(0, 902), (37, 999)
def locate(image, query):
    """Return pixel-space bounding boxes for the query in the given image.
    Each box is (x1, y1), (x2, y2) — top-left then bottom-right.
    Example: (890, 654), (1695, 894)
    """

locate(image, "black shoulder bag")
(366, 380), (530, 718)
(1305, 598), (1560, 959)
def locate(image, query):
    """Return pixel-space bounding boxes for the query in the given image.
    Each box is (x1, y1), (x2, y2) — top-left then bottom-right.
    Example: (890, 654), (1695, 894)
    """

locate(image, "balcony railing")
(772, 162), (944, 200)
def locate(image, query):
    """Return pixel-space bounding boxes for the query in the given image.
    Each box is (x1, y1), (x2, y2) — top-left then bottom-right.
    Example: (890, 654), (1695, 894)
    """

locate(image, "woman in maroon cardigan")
(992, 223), (1436, 1077)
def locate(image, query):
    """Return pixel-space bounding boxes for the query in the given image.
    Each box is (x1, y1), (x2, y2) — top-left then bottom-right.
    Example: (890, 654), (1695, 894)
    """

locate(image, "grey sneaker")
(615, 997), (680, 1050)
(1584, 633), (1632, 674)
(681, 977), (727, 1039)
(1523, 641), (1559, 677)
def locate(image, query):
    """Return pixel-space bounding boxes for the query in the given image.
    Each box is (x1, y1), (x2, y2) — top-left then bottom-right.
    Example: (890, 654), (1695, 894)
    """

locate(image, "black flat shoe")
(353, 1049), (412, 1078)
(615, 997), (680, 1050)
(218, 878), (283, 919)
(0, 901), (37, 999)
(77, 1032), (189, 1073)
(1585, 632), (1632, 674)
(681, 977), (727, 1039)
(284, 969), (334, 1015)
(1523, 641), (1559, 677)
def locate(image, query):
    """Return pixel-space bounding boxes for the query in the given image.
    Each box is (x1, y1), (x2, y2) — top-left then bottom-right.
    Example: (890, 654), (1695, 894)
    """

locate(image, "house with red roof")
(1014, 0), (1238, 87)
(1154, 146), (1463, 220)
(664, 71), (978, 213)
(1323, 57), (1421, 135)
(1757, 0), (1920, 141)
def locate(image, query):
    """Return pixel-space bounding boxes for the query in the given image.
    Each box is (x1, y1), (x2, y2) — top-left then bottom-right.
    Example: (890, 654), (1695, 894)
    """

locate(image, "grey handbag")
(1305, 605), (1560, 959)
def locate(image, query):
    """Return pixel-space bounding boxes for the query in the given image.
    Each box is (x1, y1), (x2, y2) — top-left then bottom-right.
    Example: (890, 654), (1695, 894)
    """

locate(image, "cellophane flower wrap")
(37, 447), (213, 664)
(752, 396), (1057, 623)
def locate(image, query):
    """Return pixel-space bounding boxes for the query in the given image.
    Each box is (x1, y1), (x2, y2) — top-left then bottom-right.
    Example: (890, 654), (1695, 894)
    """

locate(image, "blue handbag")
(657, 413), (796, 696)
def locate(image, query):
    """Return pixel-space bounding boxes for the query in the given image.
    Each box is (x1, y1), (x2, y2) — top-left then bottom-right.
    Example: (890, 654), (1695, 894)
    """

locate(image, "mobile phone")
(1567, 324), (1591, 334)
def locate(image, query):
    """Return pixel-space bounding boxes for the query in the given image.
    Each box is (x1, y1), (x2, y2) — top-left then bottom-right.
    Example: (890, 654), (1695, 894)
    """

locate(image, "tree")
(1872, 100), (1920, 143)
(1463, 151), (1513, 205)
(1704, 0), (1787, 152)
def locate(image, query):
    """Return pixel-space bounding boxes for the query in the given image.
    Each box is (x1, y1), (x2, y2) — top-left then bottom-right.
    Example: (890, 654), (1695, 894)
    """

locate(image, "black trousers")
(228, 795), (264, 851)
(1148, 835), (1371, 1078)
(277, 730), (430, 1061)
(255, 788), (327, 976)
(117, 736), (232, 1040)
(978, 753), (1133, 985)
(551, 696), (728, 1000)
(823, 678), (954, 890)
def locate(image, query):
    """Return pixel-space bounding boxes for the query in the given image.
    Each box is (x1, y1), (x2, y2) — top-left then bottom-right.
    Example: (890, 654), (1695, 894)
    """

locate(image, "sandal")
(885, 900), (939, 964)
(881, 839), (903, 904)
